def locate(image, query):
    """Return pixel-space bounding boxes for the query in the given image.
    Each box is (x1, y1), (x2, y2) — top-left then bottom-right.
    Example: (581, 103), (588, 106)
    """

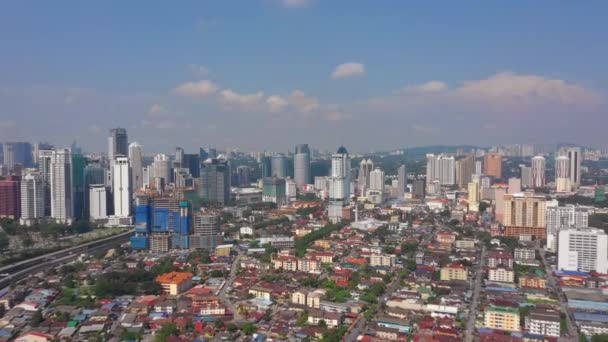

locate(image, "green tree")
(227, 323), (238, 333)
(242, 322), (257, 335)
(155, 323), (178, 342)
(318, 319), (327, 328)
(30, 309), (43, 327)
(296, 311), (308, 326)
(591, 334), (608, 342)
(0, 232), (9, 250)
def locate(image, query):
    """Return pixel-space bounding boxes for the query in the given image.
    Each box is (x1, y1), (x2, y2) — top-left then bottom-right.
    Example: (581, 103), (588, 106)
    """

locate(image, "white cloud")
(288, 90), (320, 112)
(148, 104), (165, 115)
(266, 95), (288, 112)
(220, 89), (265, 107)
(403, 80), (448, 93)
(331, 62), (365, 80)
(280, 0), (312, 8)
(457, 71), (601, 106)
(173, 80), (219, 97)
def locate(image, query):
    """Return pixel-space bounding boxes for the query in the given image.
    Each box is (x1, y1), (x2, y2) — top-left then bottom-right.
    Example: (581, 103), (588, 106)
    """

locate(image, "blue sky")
(0, 1), (606, 152)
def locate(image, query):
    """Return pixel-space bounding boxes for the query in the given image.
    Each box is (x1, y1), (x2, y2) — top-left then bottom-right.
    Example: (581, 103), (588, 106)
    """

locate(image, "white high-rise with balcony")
(369, 168), (385, 191)
(545, 200), (589, 252)
(50, 148), (73, 224)
(558, 226), (607, 273)
(531, 156), (546, 188)
(112, 156), (131, 218)
(328, 146), (350, 223)
(89, 185), (107, 221)
(20, 170), (45, 226)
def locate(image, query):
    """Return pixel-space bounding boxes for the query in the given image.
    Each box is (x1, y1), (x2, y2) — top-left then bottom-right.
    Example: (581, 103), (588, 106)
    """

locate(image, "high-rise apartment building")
(555, 155), (571, 193)
(558, 227), (608, 273)
(108, 128), (128, 161)
(19, 171), (45, 226)
(328, 146), (350, 223)
(456, 154), (475, 188)
(37, 149), (54, 216)
(503, 192), (547, 239)
(190, 211), (223, 250)
(200, 157), (230, 206)
(468, 182), (480, 212)
(426, 154), (455, 192)
(520, 165), (533, 189)
(89, 185), (108, 221)
(112, 156), (131, 218)
(484, 152), (502, 178)
(128, 142), (144, 191)
(566, 147), (581, 189)
(358, 159), (374, 193)
(545, 201), (589, 253)
(72, 153), (86, 220)
(369, 168), (385, 191)
(508, 178), (521, 194)
(294, 144), (311, 189)
(397, 164), (407, 198)
(50, 148), (73, 224)
(0, 176), (21, 219)
(531, 156), (546, 188)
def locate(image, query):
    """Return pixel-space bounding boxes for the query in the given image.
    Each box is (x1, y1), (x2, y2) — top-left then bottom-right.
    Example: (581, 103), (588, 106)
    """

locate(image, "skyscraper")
(2, 142), (33, 170)
(566, 147), (581, 189)
(503, 192), (547, 239)
(271, 154), (288, 178)
(20, 170), (45, 226)
(108, 128), (128, 161)
(72, 153), (86, 220)
(0, 176), (20, 219)
(426, 154), (455, 192)
(558, 226), (608, 273)
(468, 182), (480, 212)
(84, 163), (106, 219)
(555, 155), (571, 193)
(263, 176), (287, 206)
(545, 201), (589, 253)
(128, 142), (144, 191)
(369, 168), (385, 191)
(182, 153), (200, 178)
(531, 156), (546, 188)
(89, 185), (108, 221)
(260, 155), (272, 179)
(50, 148), (73, 224)
(200, 157), (231, 206)
(37, 149), (54, 216)
(484, 152), (502, 178)
(235, 165), (250, 186)
(328, 146), (350, 223)
(294, 144), (311, 189)
(520, 165), (533, 189)
(152, 154), (171, 188)
(358, 159), (374, 193)
(112, 156), (131, 218)
(190, 211), (223, 250)
(174, 147), (185, 166)
(456, 154), (475, 189)
(397, 164), (407, 198)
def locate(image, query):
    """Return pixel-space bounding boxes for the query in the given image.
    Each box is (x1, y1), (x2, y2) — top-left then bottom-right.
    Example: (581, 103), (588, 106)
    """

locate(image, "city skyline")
(0, 2), (607, 152)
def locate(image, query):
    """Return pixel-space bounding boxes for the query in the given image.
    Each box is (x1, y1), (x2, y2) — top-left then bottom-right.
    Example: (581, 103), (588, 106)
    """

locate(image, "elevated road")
(0, 230), (132, 288)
